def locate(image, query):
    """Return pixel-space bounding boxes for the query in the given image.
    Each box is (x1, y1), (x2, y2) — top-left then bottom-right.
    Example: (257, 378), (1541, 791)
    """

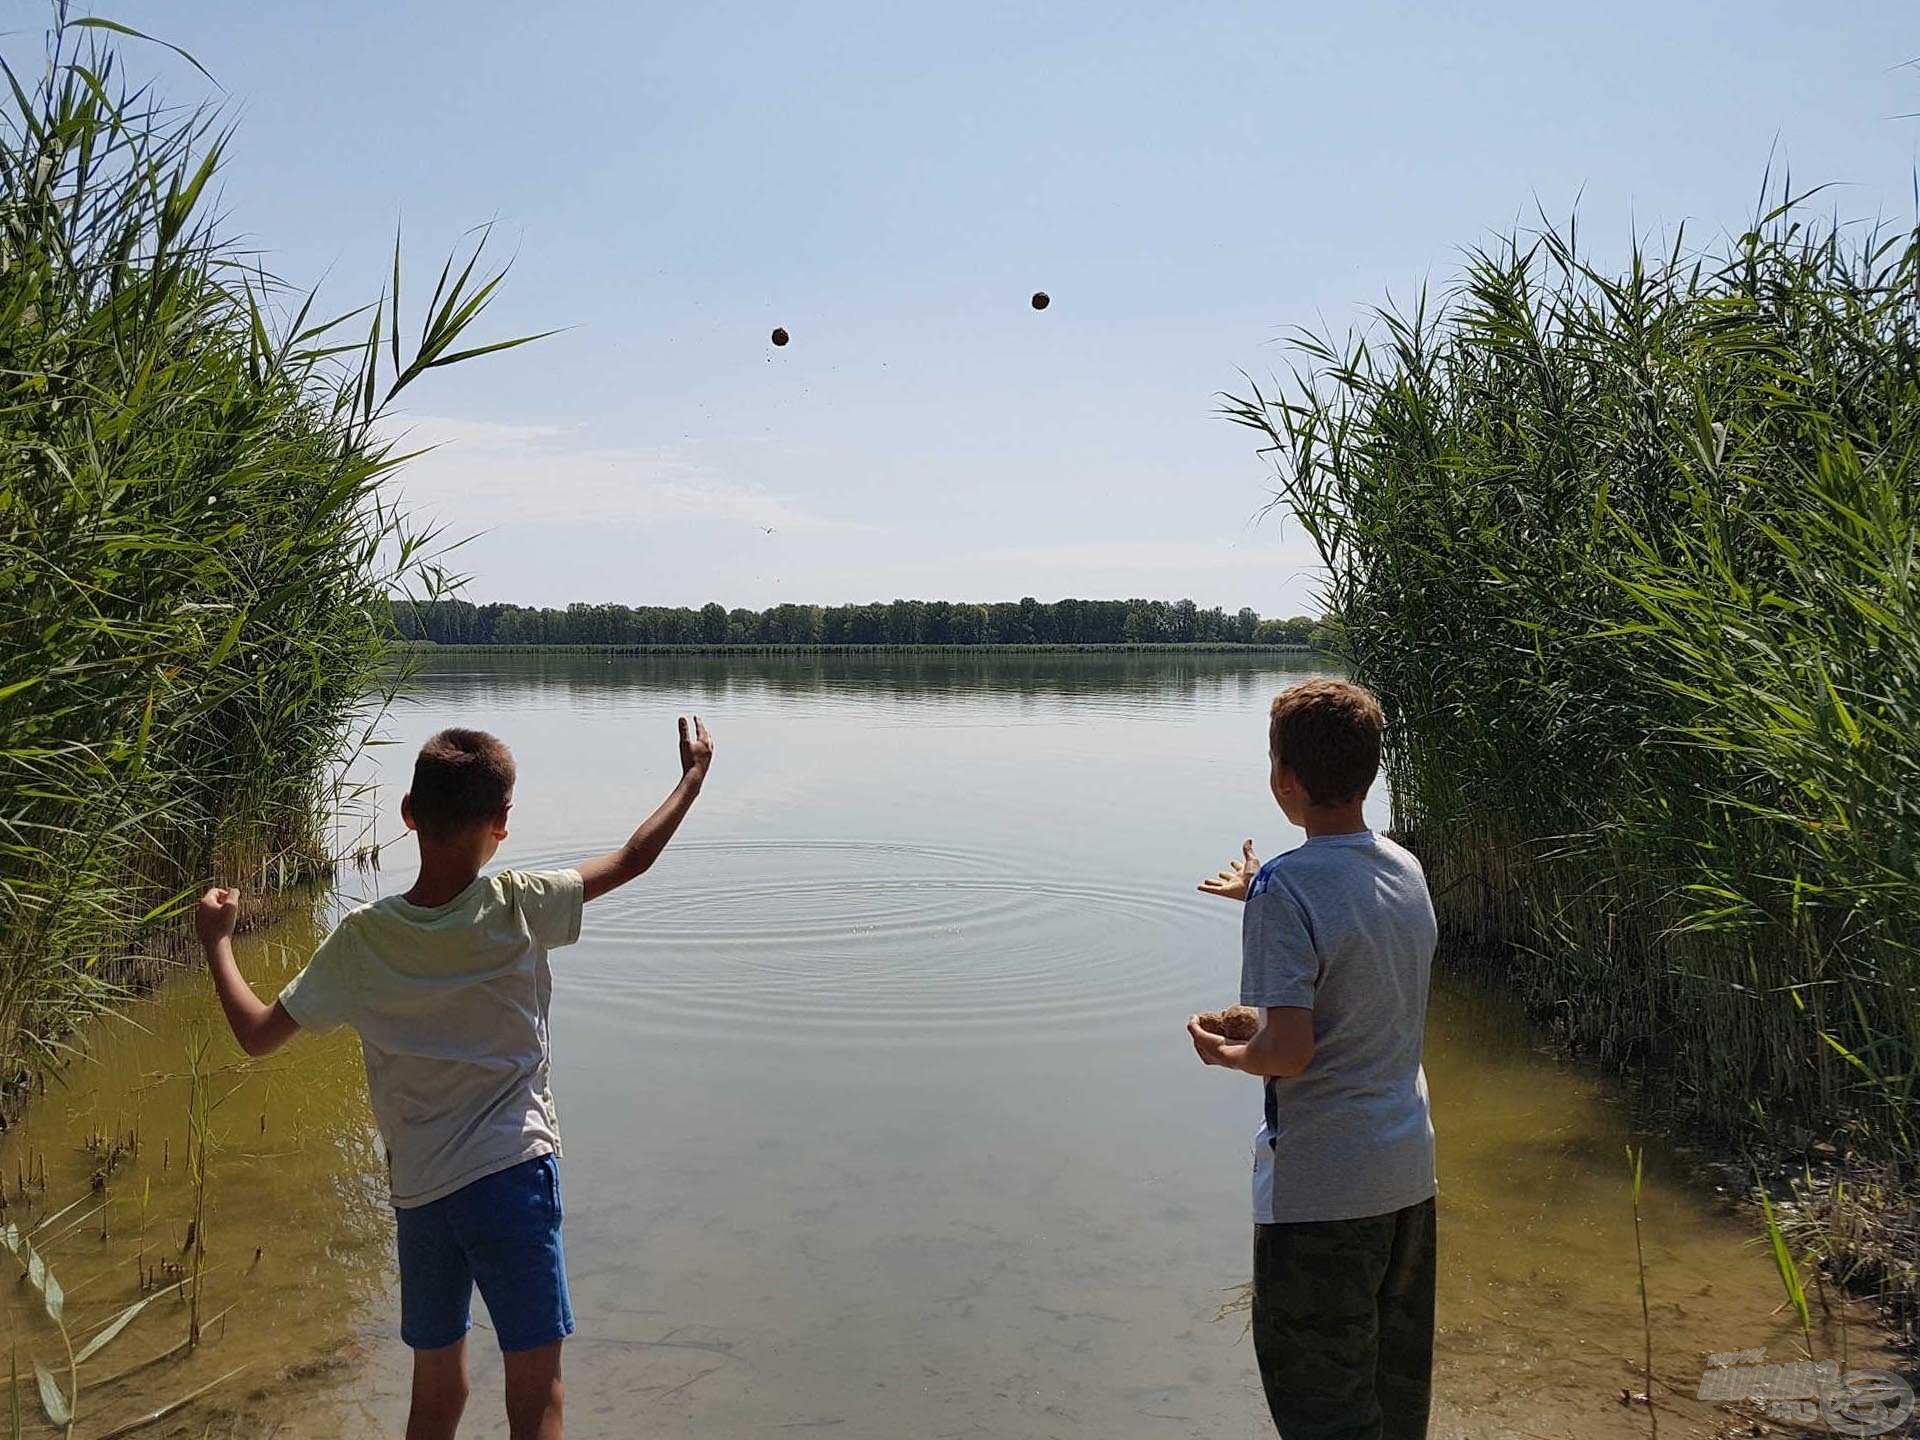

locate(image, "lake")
(1, 652), (1879, 1438)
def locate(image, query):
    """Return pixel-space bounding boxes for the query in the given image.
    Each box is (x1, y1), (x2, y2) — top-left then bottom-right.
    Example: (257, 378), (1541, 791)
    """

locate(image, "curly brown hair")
(1268, 679), (1383, 805)
(408, 728), (516, 837)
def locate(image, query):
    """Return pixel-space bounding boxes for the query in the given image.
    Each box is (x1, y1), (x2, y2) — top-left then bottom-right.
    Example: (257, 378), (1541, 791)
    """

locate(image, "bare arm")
(577, 715), (715, 903)
(1186, 1006), (1316, 1078)
(195, 887), (301, 1058)
(1191, 842), (1313, 1072)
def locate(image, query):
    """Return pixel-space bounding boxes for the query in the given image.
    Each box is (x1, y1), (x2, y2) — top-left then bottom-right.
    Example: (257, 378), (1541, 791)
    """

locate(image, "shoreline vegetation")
(1228, 190), (1920, 1344)
(389, 596), (1334, 649)
(397, 641), (1321, 656)
(0, 12), (538, 1122)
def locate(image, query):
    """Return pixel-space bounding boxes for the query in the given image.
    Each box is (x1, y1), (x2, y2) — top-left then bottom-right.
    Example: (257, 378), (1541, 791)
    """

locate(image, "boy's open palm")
(1198, 839), (1260, 902)
(679, 714), (714, 783)
(580, 716), (717, 903)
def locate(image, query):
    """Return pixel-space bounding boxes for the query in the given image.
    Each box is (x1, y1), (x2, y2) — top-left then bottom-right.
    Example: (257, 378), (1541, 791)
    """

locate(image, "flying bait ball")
(1031, 291), (1050, 310)
(1195, 1006), (1260, 1043)
(770, 327), (790, 347)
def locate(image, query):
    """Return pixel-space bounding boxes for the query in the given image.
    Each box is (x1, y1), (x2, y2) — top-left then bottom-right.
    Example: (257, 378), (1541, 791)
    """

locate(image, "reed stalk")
(183, 1032), (212, 1349)
(1628, 1146), (1657, 1437)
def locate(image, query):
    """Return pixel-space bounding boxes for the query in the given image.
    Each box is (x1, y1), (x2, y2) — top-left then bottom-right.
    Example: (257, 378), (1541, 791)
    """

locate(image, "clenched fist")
(194, 886), (240, 948)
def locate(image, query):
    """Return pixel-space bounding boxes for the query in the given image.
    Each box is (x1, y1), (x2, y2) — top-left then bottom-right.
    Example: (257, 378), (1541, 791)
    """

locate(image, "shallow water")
(1, 652), (1892, 1438)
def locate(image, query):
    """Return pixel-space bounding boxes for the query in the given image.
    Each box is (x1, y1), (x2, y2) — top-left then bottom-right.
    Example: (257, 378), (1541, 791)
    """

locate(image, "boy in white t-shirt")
(194, 718), (715, 1440)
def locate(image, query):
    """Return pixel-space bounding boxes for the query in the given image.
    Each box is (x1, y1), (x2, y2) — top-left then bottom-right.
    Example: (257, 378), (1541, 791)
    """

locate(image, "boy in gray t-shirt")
(1188, 679), (1438, 1440)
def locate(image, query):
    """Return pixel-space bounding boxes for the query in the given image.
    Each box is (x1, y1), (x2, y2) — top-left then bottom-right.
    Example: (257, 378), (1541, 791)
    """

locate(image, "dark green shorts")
(1251, 1196), (1436, 1440)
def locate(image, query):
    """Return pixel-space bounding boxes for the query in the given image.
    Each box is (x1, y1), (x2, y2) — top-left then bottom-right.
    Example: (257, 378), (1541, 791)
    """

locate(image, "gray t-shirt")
(278, 868), (584, 1208)
(1240, 831), (1436, 1223)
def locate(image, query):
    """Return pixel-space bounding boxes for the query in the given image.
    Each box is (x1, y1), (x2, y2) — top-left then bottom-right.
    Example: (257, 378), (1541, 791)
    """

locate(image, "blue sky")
(44, 1), (1920, 612)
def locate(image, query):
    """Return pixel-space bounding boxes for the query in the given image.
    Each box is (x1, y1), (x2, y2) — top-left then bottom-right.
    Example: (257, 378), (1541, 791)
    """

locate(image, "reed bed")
(1227, 192), (1920, 1291)
(0, 9), (538, 1099)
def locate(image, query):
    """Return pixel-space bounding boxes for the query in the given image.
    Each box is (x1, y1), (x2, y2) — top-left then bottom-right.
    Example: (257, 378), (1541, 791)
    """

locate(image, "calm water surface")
(3, 653), (1882, 1438)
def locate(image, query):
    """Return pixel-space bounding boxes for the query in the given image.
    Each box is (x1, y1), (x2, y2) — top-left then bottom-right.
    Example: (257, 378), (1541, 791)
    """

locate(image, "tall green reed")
(0, 7), (545, 1088)
(1226, 188), (1920, 1185)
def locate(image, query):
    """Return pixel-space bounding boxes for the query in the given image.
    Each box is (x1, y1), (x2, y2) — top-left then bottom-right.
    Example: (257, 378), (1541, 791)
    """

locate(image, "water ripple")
(526, 838), (1221, 1040)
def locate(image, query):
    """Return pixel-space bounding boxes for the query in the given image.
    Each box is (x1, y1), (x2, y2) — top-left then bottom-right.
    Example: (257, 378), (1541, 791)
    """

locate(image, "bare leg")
(503, 1339), (565, 1440)
(406, 1338), (470, 1440)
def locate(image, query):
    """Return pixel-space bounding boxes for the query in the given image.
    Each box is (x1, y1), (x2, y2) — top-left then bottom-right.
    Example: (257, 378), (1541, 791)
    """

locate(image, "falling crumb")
(1030, 291), (1050, 310)
(770, 327), (789, 347)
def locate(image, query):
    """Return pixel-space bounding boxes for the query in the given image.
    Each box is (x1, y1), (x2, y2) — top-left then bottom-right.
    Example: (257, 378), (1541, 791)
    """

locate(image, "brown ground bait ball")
(1031, 291), (1050, 310)
(770, 327), (789, 347)
(1196, 1006), (1260, 1042)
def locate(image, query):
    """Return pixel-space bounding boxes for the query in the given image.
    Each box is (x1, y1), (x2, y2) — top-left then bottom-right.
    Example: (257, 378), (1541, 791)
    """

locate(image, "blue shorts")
(394, 1154), (574, 1353)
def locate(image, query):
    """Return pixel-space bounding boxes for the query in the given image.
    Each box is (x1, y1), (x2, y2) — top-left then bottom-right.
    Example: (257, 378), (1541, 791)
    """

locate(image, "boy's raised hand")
(581, 716), (716, 903)
(196, 885), (301, 1057)
(194, 886), (240, 949)
(1197, 839), (1260, 902)
(679, 714), (715, 786)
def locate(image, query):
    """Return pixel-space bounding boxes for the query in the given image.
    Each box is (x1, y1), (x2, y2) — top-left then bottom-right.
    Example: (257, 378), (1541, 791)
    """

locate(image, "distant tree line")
(389, 597), (1330, 648)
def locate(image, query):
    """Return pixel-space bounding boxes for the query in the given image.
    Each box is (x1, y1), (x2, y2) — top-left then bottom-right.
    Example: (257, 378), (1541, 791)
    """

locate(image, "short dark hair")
(408, 728), (515, 837)
(1268, 680), (1383, 805)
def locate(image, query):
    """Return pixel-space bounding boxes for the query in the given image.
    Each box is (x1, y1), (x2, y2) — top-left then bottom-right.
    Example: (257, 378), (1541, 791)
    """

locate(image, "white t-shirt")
(278, 868), (584, 1208)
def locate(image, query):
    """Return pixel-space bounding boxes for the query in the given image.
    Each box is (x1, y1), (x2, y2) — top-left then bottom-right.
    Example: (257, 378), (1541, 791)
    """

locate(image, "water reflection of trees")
(404, 651), (1341, 711)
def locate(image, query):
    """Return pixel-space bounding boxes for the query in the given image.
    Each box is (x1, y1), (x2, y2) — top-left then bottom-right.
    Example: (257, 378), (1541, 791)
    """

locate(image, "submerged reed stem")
(1627, 1145), (1657, 1438)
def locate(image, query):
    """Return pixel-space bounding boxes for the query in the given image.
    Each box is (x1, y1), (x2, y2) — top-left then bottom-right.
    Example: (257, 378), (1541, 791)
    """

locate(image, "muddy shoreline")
(1455, 933), (1920, 1361)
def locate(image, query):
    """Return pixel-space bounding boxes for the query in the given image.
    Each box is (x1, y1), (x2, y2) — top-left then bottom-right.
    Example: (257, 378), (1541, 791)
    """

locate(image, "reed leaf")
(72, 1284), (180, 1366)
(31, 1363), (67, 1429)
(89, 1366), (243, 1440)
(1761, 1190), (1813, 1353)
